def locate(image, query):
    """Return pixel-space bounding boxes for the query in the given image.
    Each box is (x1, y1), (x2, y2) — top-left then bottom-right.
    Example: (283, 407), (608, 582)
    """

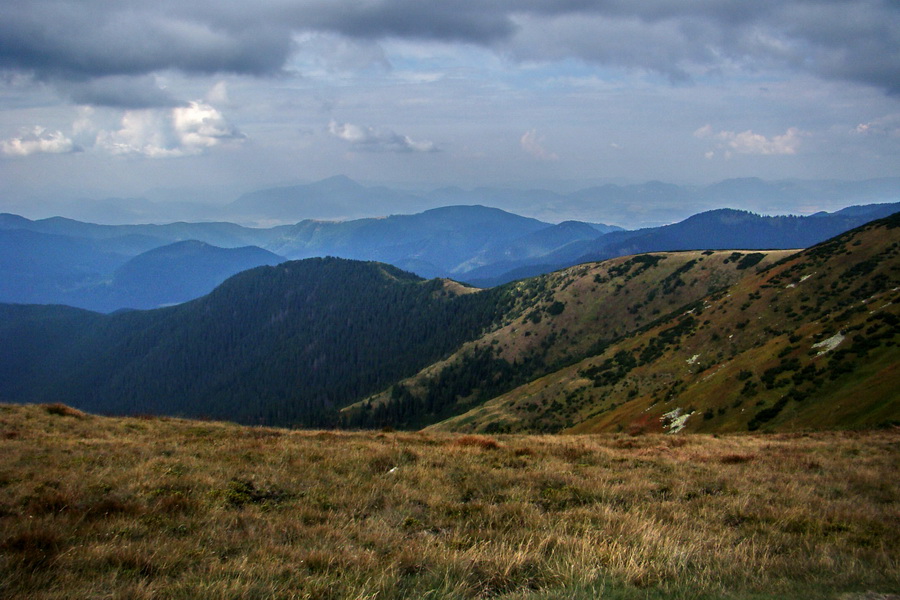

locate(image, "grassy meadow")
(1, 403), (898, 599)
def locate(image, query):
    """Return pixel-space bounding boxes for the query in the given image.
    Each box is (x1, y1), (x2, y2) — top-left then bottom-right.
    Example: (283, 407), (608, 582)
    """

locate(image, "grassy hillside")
(344, 249), (794, 429)
(1, 403), (898, 599)
(433, 213), (900, 434)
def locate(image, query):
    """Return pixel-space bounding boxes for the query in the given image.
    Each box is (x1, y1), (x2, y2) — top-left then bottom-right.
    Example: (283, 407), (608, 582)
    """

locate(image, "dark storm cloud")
(304, 1), (515, 42)
(0, 1), (291, 80)
(506, 0), (900, 92)
(59, 76), (180, 109)
(1, 0), (898, 103)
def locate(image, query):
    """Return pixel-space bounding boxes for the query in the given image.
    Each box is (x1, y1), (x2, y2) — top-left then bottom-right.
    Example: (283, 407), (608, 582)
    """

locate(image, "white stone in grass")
(812, 332), (844, 356)
(661, 408), (694, 434)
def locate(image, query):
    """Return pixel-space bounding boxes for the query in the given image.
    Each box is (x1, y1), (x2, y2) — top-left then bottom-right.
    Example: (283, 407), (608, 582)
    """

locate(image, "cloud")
(695, 125), (806, 157)
(0, 4), (290, 80)
(854, 114), (900, 137)
(505, 2), (900, 92)
(56, 75), (179, 108)
(520, 129), (558, 160)
(205, 81), (230, 105)
(174, 102), (245, 151)
(1, 0), (898, 100)
(328, 120), (436, 153)
(0, 126), (77, 157)
(291, 33), (391, 75)
(96, 102), (244, 157)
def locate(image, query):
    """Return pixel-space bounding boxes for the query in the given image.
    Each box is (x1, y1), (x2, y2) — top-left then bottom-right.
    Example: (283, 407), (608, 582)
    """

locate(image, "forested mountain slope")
(0, 259), (507, 426)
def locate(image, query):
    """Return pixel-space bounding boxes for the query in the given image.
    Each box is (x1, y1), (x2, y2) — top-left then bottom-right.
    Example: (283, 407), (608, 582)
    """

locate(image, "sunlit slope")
(343, 248), (795, 428)
(432, 213), (900, 434)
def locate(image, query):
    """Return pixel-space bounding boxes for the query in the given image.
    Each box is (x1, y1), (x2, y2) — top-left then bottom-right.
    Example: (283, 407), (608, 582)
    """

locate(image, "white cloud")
(854, 115), (900, 137)
(173, 102), (244, 152)
(328, 120), (436, 153)
(96, 110), (179, 157)
(520, 129), (558, 161)
(695, 125), (805, 157)
(96, 102), (244, 158)
(0, 127), (77, 157)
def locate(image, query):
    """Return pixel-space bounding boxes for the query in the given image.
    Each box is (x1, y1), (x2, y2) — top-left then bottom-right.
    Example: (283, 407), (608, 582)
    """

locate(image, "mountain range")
(2, 200), (898, 311)
(13, 175), (900, 229)
(0, 210), (897, 432)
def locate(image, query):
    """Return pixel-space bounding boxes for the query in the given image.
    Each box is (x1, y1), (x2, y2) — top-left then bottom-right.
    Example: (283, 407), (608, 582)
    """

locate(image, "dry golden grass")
(1, 403), (898, 599)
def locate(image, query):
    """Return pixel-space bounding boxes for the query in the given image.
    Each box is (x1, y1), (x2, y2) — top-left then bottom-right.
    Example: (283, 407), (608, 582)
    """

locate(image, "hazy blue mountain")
(6, 176), (898, 230)
(451, 220), (608, 277)
(228, 175), (427, 223)
(94, 241), (285, 311)
(0, 226), (283, 311)
(574, 204), (900, 264)
(697, 177), (900, 215)
(2, 200), (897, 311)
(424, 178), (900, 229)
(0, 214), (33, 229)
(268, 205), (553, 277)
(0, 206), (561, 308)
(0, 229), (127, 305)
(0, 213), (281, 250)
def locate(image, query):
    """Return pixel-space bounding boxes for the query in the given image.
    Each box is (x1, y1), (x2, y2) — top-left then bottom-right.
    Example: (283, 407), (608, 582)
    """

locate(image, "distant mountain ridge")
(0, 226), (284, 312)
(7, 175), (899, 229)
(100, 241), (284, 312)
(0, 201), (897, 311)
(227, 175), (426, 222)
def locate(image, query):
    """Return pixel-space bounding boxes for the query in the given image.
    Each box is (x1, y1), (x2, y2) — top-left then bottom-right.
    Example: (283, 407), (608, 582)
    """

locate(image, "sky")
(1, 0), (899, 214)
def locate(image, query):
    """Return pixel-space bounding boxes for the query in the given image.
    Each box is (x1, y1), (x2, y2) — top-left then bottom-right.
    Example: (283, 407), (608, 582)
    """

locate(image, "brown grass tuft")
(719, 453), (756, 464)
(453, 435), (501, 450)
(2, 525), (63, 569)
(41, 402), (86, 418)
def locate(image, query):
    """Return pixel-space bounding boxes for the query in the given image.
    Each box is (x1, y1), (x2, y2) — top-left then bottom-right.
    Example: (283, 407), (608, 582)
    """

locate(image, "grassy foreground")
(1, 404), (898, 599)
